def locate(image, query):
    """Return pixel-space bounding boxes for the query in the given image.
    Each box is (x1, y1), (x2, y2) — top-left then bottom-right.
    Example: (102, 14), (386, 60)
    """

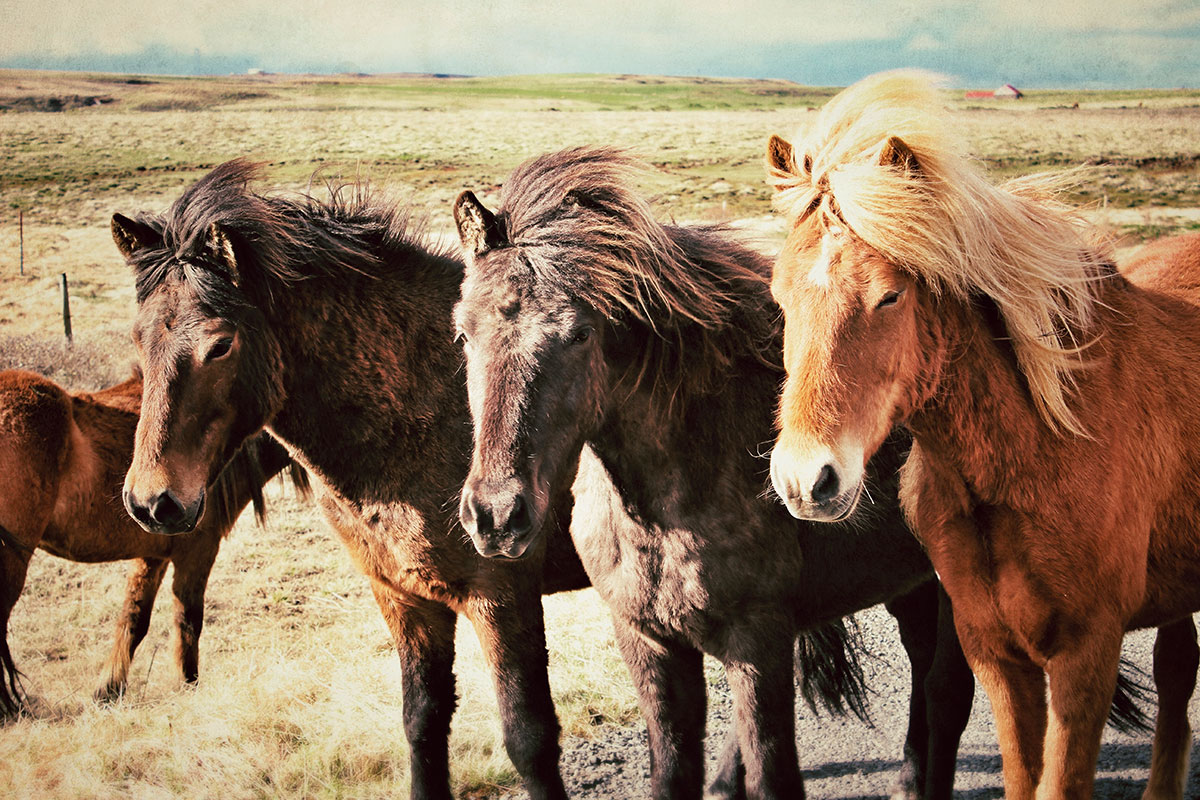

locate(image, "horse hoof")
(93, 682), (125, 704)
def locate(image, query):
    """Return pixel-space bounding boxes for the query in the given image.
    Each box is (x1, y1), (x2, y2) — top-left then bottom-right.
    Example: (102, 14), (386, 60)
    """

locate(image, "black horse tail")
(1107, 656), (1153, 734)
(0, 524), (28, 716)
(794, 617), (871, 724)
(796, 615), (1152, 732)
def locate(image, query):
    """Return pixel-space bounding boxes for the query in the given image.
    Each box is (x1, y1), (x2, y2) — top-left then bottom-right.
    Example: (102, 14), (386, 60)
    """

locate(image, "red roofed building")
(966, 84), (1025, 100)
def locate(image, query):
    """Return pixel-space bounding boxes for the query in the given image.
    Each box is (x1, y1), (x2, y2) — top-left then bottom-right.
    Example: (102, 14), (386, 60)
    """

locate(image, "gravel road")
(509, 605), (1198, 799)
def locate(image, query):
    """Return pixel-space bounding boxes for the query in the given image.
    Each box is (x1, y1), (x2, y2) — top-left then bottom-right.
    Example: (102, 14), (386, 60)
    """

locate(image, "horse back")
(1119, 232), (1200, 301)
(2, 372), (182, 563)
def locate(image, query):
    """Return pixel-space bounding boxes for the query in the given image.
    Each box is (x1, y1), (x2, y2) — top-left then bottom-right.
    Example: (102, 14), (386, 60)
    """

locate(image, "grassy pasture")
(1, 70), (1199, 798)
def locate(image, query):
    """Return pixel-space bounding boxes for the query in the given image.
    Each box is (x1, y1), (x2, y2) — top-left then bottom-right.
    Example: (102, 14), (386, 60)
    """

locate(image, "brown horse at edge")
(0, 369), (302, 713)
(765, 71), (1200, 799)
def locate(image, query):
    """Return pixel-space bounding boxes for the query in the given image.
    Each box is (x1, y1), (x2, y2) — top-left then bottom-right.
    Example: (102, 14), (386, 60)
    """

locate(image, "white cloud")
(906, 33), (942, 51)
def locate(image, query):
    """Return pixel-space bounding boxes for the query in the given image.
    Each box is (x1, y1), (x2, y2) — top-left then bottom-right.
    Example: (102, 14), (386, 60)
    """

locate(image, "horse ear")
(766, 135), (798, 176)
(879, 136), (920, 173)
(110, 213), (160, 259)
(208, 223), (241, 286)
(454, 190), (506, 257)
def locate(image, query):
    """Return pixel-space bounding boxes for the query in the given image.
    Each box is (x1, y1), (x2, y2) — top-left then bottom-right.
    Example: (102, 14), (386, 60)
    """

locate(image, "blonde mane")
(769, 71), (1114, 435)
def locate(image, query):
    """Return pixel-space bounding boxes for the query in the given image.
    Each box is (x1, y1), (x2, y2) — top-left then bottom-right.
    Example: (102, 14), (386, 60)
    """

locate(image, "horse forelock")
(500, 147), (771, 329)
(494, 146), (778, 400)
(776, 70), (1114, 436)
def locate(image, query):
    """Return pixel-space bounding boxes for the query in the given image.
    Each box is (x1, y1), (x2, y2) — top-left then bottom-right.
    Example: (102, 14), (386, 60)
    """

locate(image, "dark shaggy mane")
(207, 432), (310, 534)
(128, 159), (460, 313)
(498, 147), (781, 400)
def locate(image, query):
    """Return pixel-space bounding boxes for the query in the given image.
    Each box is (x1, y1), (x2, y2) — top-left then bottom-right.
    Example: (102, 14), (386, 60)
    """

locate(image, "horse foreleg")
(969, 651), (1048, 800)
(886, 580), (973, 800)
(923, 584), (973, 800)
(371, 584), (457, 800)
(1143, 617), (1198, 800)
(0, 533), (33, 717)
(724, 628), (803, 800)
(1039, 629), (1123, 800)
(611, 613), (706, 799)
(96, 557), (168, 701)
(466, 585), (566, 800)
(168, 539), (220, 685)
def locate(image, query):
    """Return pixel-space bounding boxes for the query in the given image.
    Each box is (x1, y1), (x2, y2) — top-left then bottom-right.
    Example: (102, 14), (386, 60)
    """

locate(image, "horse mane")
(498, 146), (778, 399)
(127, 159), (458, 314)
(769, 71), (1115, 435)
(207, 432), (310, 533)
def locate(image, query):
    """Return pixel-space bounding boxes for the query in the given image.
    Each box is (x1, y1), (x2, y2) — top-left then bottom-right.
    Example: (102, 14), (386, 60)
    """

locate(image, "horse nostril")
(811, 464), (840, 504)
(149, 490), (186, 528)
(125, 490), (154, 527)
(509, 494), (531, 536)
(471, 497), (496, 536)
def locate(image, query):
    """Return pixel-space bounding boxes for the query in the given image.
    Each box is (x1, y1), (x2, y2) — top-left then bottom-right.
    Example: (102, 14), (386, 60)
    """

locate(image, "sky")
(2, 0), (1198, 89)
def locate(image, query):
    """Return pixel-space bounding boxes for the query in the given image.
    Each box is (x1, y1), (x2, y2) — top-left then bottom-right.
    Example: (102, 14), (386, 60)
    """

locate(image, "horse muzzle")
(770, 442), (865, 523)
(123, 486), (205, 535)
(459, 476), (543, 559)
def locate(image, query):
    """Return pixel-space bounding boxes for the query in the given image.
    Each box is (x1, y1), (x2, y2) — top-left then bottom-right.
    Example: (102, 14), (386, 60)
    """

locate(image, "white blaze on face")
(806, 227), (843, 288)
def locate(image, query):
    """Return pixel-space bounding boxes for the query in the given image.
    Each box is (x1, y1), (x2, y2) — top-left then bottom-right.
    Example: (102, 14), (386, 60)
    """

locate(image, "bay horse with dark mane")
(766, 70), (1200, 799)
(0, 369), (299, 713)
(111, 161), (590, 800)
(452, 146), (977, 799)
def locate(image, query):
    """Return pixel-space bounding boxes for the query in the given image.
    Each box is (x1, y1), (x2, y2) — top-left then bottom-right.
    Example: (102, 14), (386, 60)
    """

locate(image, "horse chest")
(314, 487), (475, 607)
(570, 446), (775, 641)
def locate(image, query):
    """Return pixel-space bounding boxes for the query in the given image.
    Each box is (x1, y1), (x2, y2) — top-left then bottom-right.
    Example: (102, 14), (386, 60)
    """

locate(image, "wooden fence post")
(60, 272), (72, 342)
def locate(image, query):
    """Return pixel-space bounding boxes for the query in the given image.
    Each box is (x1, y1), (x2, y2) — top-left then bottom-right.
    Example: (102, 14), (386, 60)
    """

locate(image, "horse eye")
(205, 337), (234, 362)
(875, 290), (903, 310)
(570, 326), (593, 345)
(454, 327), (468, 345)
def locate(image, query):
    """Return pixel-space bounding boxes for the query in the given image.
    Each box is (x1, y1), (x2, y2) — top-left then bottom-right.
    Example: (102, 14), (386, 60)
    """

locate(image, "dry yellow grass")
(0, 484), (637, 799)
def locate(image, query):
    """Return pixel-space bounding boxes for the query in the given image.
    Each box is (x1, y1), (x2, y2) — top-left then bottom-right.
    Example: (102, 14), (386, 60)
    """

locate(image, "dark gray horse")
(452, 146), (975, 800)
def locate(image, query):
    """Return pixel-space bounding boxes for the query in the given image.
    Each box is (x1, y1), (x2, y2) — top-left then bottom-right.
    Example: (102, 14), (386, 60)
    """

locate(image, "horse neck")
(252, 250), (469, 499)
(906, 293), (1051, 493)
(595, 318), (782, 517)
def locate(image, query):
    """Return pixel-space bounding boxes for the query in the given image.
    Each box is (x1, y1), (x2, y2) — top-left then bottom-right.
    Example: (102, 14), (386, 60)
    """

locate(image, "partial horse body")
(452, 147), (976, 799)
(766, 70), (1200, 799)
(112, 162), (590, 800)
(0, 369), (296, 713)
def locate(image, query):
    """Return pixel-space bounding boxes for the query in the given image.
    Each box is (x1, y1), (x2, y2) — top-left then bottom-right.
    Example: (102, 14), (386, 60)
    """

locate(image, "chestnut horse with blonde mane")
(0, 369), (300, 713)
(766, 70), (1200, 799)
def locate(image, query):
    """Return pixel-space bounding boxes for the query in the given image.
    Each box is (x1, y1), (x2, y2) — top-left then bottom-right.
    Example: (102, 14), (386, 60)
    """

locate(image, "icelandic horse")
(765, 70), (1200, 799)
